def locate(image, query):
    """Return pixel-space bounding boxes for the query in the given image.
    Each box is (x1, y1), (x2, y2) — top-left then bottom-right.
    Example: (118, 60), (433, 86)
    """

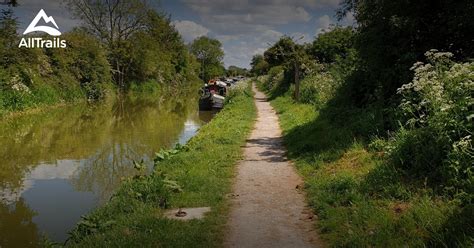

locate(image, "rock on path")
(224, 84), (322, 248)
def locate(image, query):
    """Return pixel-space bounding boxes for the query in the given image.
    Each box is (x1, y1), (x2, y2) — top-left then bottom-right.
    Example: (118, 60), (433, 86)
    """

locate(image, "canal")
(0, 95), (213, 247)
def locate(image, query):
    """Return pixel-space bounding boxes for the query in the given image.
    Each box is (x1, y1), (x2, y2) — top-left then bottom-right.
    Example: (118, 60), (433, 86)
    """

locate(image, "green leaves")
(189, 36), (225, 82)
(133, 160), (147, 172)
(69, 215), (117, 242)
(250, 54), (269, 76)
(311, 26), (355, 64)
(393, 53), (474, 200)
(163, 178), (183, 193)
(154, 144), (189, 165)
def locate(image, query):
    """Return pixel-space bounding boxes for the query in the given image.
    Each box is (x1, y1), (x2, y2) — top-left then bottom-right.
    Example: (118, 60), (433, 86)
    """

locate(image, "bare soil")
(224, 85), (322, 248)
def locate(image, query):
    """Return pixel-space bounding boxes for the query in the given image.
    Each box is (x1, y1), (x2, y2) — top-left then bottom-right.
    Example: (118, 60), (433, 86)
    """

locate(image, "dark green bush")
(261, 66), (284, 92)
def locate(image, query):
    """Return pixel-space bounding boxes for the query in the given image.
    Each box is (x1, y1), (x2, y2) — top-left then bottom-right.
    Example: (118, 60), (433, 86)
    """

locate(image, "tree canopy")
(311, 26), (355, 64)
(65, 0), (200, 89)
(189, 36), (225, 82)
(226, 66), (248, 77)
(338, 0), (474, 102)
(250, 54), (269, 76)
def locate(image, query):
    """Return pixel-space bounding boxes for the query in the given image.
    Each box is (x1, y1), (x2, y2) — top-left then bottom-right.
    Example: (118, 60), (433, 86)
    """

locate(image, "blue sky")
(4, 0), (354, 68)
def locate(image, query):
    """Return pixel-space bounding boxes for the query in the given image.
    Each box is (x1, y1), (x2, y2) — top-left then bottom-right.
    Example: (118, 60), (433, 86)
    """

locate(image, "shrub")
(261, 66), (284, 92)
(296, 72), (338, 107)
(129, 80), (161, 95)
(225, 80), (250, 102)
(50, 30), (112, 100)
(392, 50), (473, 200)
(120, 172), (172, 208)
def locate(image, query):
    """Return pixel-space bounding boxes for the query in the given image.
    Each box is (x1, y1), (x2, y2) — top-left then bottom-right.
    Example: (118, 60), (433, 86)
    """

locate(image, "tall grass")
(0, 84), (83, 115)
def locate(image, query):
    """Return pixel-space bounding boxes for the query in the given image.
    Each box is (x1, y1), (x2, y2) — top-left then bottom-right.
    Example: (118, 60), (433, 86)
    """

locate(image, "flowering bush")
(297, 72), (338, 108)
(393, 50), (473, 200)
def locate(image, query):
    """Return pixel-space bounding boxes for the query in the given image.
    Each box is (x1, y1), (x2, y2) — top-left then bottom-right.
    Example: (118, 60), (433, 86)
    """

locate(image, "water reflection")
(0, 198), (39, 248)
(198, 110), (217, 123)
(0, 95), (210, 246)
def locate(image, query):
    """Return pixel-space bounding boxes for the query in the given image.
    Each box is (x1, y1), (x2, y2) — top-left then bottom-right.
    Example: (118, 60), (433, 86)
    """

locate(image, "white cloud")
(258, 29), (283, 44)
(315, 15), (333, 35)
(0, 160), (80, 204)
(173, 20), (210, 42)
(180, 0), (323, 35)
(215, 34), (242, 42)
(222, 29), (283, 68)
(291, 32), (312, 44)
(13, 0), (79, 33)
(179, 0), (345, 67)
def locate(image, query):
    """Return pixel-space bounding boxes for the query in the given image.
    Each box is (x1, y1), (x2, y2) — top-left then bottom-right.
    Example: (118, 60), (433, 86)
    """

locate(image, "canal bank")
(66, 82), (256, 247)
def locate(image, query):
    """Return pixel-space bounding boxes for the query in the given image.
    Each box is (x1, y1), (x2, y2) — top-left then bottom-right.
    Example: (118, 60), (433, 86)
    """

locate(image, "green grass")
(0, 83), (89, 117)
(66, 82), (256, 247)
(257, 81), (472, 247)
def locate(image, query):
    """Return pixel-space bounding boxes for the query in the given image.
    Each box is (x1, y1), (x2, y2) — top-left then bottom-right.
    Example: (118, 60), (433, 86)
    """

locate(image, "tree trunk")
(294, 61), (300, 101)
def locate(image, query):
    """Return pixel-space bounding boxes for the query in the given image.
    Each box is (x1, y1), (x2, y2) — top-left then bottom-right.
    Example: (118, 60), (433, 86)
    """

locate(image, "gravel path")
(224, 84), (322, 248)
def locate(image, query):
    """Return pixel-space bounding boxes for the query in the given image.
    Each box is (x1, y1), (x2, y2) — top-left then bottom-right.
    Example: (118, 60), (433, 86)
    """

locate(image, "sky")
(4, 0), (354, 68)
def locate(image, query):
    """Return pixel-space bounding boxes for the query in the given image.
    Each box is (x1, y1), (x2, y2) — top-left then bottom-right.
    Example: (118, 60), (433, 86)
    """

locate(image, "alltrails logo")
(19, 9), (67, 48)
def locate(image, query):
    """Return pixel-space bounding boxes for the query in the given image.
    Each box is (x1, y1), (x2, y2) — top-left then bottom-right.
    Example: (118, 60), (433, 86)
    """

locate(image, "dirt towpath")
(224, 84), (321, 248)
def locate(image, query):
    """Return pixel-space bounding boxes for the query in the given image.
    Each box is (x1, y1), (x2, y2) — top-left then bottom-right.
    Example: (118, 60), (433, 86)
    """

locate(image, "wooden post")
(294, 61), (300, 101)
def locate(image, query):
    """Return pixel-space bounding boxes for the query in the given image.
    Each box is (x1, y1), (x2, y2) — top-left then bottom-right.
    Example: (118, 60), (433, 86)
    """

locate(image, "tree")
(49, 29), (112, 100)
(263, 36), (296, 68)
(0, 9), (18, 67)
(189, 36), (225, 82)
(250, 54), (269, 76)
(263, 36), (313, 101)
(311, 26), (355, 63)
(227, 66), (248, 77)
(128, 12), (187, 83)
(338, 0), (474, 104)
(66, 0), (151, 88)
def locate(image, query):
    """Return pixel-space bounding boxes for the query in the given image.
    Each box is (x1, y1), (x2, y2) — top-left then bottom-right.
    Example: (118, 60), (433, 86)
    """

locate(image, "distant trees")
(189, 36), (225, 82)
(227, 66), (248, 77)
(250, 55), (268, 76)
(263, 36), (314, 101)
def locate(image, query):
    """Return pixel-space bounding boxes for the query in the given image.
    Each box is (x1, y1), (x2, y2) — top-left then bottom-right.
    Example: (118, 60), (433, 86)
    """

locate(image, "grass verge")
(256, 80), (471, 247)
(65, 82), (256, 247)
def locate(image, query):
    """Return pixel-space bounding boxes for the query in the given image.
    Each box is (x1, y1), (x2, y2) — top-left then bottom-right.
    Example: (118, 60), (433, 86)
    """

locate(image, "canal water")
(0, 96), (214, 247)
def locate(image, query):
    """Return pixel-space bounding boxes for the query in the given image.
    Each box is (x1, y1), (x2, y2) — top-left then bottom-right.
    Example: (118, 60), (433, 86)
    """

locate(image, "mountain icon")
(23, 9), (61, 36)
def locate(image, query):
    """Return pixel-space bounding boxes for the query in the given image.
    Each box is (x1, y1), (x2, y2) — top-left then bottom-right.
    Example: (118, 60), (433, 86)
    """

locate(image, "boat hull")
(199, 96), (213, 111)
